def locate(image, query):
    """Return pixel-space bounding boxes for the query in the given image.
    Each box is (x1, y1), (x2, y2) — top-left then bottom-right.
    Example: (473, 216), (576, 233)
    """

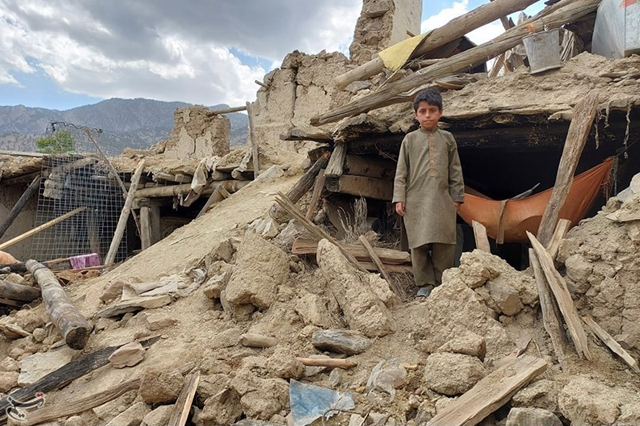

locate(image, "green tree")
(35, 130), (76, 154)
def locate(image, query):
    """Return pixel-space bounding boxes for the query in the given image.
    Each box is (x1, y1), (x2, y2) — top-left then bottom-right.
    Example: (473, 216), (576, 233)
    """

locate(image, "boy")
(392, 88), (464, 299)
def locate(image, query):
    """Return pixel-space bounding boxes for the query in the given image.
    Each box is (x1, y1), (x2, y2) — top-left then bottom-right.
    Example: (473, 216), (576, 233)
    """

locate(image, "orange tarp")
(458, 157), (614, 243)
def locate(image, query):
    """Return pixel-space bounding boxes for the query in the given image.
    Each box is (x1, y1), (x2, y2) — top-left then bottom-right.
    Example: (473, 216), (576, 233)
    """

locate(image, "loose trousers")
(410, 242), (456, 288)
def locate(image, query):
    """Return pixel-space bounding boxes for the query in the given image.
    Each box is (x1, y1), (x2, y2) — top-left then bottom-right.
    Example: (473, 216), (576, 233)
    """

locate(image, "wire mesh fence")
(30, 125), (127, 264)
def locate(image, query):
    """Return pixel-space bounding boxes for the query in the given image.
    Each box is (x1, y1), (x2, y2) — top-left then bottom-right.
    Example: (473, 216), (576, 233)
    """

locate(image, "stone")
(139, 368), (183, 404)
(141, 405), (173, 426)
(202, 273), (230, 300)
(564, 254), (593, 294)
(194, 388), (243, 426)
(558, 377), (630, 425)
(13, 308), (47, 333)
(423, 352), (487, 396)
(210, 327), (241, 350)
(18, 347), (75, 386)
(0, 356), (20, 372)
(312, 329), (371, 355)
(108, 341), (145, 368)
(618, 401), (640, 426)
(101, 279), (125, 303)
(4, 273), (26, 285)
(32, 327), (47, 343)
(506, 407), (562, 426)
(512, 379), (561, 412)
(415, 400), (437, 425)
(266, 347), (304, 380)
(96, 294), (173, 318)
(293, 290), (340, 329)
(458, 250), (502, 288)
(144, 312), (178, 331)
(248, 217), (279, 239)
(272, 220), (304, 251)
(436, 331), (486, 360)
(0, 371), (19, 392)
(105, 402), (151, 426)
(316, 239), (395, 337)
(485, 280), (523, 316)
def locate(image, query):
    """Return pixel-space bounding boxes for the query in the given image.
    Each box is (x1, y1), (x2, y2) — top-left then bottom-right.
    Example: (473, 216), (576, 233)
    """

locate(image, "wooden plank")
(105, 160), (145, 265)
(0, 206), (87, 252)
(546, 218), (572, 260)
(325, 143), (347, 177)
(20, 379), (140, 426)
(168, 371), (201, 426)
(0, 175), (40, 239)
(529, 249), (567, 370)
(537, 92), (598, 246)
(472, 220), (491, 253)
(427, 355), (547, 426)
(292, 238), (411, 265)
(359, 235), (405, 298)
(0, 336), (160, 422)
(359, 261), (413, 274)
(196, 184), (231, 220)
(325, 175), (393, 201)
(26, 260), (92, 350)
(344, 155), (396, 179)
(0, 279), (41, 302)
(582, 315), (640, 373)
(246, 101), (260, 179)
(527, 231), (592, 360)
(313, 0), (601, 125)
(139, 204), (153, 250)
(280, 127), (333, 142)
(305, 169), (326, 221)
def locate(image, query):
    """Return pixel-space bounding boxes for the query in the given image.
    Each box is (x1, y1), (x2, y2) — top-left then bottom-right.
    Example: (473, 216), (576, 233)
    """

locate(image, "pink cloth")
(69, 253), (100, 269)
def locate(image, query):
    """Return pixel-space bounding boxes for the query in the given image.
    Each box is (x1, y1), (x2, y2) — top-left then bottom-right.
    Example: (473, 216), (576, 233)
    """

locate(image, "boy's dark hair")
(412, 88), (443, 112)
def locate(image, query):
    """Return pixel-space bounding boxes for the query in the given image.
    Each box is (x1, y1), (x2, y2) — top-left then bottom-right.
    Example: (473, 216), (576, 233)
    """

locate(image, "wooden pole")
(168, 371), (201, 426)
(25, 260), (91, 350)
(134, 179), (247, 199)
(359, 235), (406, 299)
(210, 105), (247, 114)
(104, 160), (145, 265)
(313, 0), (601, 125)
(246, 101), (260, 179)
(0, 206), (87, 252)
(0, 279), (41, 303)
(334, 0), (541, 89)
(537, 92), (599, 246)
(0, 175), (40, 239)
(325, 143), (347, 177)
(305, 169), (326, 221)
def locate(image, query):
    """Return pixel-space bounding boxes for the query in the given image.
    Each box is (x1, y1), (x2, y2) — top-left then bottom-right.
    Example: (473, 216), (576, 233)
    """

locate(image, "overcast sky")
(0, 0), (544, 111)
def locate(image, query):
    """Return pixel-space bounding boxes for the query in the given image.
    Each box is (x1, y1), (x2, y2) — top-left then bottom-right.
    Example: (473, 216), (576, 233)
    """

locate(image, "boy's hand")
(395, 202), (405, 216)
(454, 202), (461, 212)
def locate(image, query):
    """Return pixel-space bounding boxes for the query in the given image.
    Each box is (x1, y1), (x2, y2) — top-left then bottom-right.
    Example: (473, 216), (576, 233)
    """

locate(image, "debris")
(167, 371), (200, 426)
(423, 352), (486, 396)
(289, 379), (355, 426)
(311, 329), (371, 355)
(366, 359), (407, 399)
(239, 333), (278, 348)
(506, 407), (562, 426)
(108, 341), (146, 369)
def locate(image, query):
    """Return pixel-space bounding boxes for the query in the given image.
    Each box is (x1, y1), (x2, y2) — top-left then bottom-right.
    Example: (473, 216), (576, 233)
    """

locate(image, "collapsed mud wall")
(0, 182), (37, 261)
(163, 106), (230, 159)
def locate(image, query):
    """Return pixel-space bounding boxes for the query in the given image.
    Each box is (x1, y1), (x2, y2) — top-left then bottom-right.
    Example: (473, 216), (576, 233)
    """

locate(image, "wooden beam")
(210, 105), (247, 114)
(292, 237), (411, 265)
(313, 0), (601, 125)
(0, 175), (40, 240)
(427, 355), (547, 426)
(196, 184), (231, 219)
(529, 249), (567, 369)
(0, 206), (87, 252)
(582, 315), (640, 373)
(246, 102), (260, 179)
(168, 371), (201, 426)
(359, 261), (413, 274)
(344, 155), (396, 179)
(546, 218), (572, 260)
(325, 143), (347, 178)
(26, 260), (91, 350)
(134, 179), (247, 199)
(305, 169), (326, 221)
(358, 235), (405, 298)
(0, 279), (41, 303)
(325, 175), (393, 201)
(105, 160), (145, 265)
(472, 220), (491, 253)
(527, 231), (591, 360)
(537, 92), (598, 246)
(334, 0), (541, 89)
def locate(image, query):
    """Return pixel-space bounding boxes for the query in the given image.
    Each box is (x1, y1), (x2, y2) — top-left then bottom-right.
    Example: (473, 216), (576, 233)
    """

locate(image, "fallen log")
(0, 279), (41, 303)
(313, 0), (601, 125)
(334, 0), (541, 89)
(25, 259), (92, 350)
(0, 175), (41, 240)
(292, 238), (411, 265)
(0, 336), (160, 422)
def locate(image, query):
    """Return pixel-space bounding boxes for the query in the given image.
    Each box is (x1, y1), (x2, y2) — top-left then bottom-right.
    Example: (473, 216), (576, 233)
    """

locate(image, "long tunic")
(392, 127), (465, 248)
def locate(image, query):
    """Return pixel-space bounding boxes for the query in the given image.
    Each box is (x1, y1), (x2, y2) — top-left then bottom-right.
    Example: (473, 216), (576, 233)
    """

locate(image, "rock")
(0, 356), (20, 372)
(224, 233), (290, 317)
(65, 416), (83, 426)
(273, 220), (304, 251)
(512, 379), (561, 412)
(458, 250), (501, 288)
(415, 399), (437, 425)
(239, 378), (289, 421)
(0, 371), (19, 392)
(316, 239), (395, 337)
(13, 308), (47, 333)
(485, 280), (523, 316)
(565, 254), (593, 294)
(211, 327), (242, 349)
(194, 388), (243, 426)
(248, 217), (279, 239)
(101, 279), (125, 303)
(436, 331), (486, 360)
(627, 222), (640, 242)
(506, 407), (562, 426)
(618, 401), (640, 426)
(239, 333), (278, 348)
(202, 273), (230, 300)
(141, 405), (173, 426)
(105, 402), (151, 426)
(293, 290), (340, 329)
(144, 312), (178, 331)
(139, 368), (183, 404)
(108, 341), (145, 368)
(558, 377), (631, 425)
(18, 347), (75, 386)
(423, 352), (486, 396)
(96, 294), (173, 318)
(4, 273), (26, 285)
(266, 347), (304, 380)
(32, 327), (47, 343)
(366, 359), (407, 398)
(312, 329), (371, 355)
(255, 165), (285, 182)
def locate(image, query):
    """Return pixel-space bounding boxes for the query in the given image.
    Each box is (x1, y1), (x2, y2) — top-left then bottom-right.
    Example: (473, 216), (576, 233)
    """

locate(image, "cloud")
(0, 0), (361, 106)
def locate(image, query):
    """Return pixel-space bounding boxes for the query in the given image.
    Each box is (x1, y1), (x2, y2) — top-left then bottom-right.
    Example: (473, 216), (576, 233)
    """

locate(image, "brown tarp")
(458, 157), (615, 243)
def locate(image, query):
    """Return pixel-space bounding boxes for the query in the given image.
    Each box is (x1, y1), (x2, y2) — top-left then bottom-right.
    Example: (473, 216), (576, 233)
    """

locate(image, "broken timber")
(305, 169), (326, 221)
(292, 237), (411, 265)
(135, 179), (248, 199)
(582, 315), (640, 373)
(546, 218), (572, 260)
(325, 175), (393, 201)
(358, 235), (405, 298)
(537, 92), (598, 246)
(334, 0), (541, 89)
(26, 260), (92, 350)
(325, 143), (347, 177)
(527, 231), (592, 360)
(312, 0), (601, 125)
(168, 371), (201, 426)
(0, 279), (41, 303)
(427, 355), (547, 426)
(0, 175), (40, 240)
(246, 101), (260, 179)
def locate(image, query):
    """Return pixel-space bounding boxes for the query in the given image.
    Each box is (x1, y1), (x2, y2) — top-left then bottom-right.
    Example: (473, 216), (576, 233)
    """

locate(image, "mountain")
(0, 98), (248, 156)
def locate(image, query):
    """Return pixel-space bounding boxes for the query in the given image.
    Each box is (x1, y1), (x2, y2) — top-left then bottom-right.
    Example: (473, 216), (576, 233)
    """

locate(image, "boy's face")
(415, 101), (442, 131)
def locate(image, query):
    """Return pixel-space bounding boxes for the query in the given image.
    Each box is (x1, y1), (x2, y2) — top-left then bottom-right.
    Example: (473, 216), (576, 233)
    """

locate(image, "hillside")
(0, 99), (248, 156)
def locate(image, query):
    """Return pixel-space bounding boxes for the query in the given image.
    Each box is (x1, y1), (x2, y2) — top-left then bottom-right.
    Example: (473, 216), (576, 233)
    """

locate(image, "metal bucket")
(522, 28), (562, 74)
